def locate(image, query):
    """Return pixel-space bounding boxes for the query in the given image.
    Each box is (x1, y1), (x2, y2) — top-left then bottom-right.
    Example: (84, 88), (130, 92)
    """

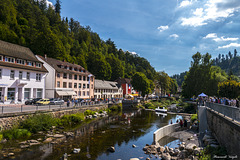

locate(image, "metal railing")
(206, 102), (240, 122)
(0, 101), (121, 115)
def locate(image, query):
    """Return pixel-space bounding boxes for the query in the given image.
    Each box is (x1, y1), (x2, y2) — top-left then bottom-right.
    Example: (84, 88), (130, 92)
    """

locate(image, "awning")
(56, 90), (77, 96)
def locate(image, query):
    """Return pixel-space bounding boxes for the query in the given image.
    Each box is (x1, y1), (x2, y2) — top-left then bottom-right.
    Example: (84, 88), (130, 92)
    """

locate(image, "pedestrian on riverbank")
(72, 99), (74, 107)
(67, 99), (70, 107)
(184, 119), (187, 128)
(170, 120), (173, 124)
(180, 119), (183, 128)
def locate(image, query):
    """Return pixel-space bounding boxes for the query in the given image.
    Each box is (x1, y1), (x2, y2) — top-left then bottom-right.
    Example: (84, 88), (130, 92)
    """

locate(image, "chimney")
(44, 54), (47, 59)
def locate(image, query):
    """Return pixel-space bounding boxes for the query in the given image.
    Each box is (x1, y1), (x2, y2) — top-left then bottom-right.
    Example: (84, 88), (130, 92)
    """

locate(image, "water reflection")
(12, 109), (181, 160)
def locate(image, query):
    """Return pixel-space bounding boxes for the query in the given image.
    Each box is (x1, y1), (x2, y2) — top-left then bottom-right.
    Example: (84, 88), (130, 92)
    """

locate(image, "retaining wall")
(0, 105), (108, 131)
(153, 123), (179, 144)
(206, 108), (240, 158)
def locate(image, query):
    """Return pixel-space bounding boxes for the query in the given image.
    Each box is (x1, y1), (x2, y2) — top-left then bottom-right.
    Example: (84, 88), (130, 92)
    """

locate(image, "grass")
(2, 128), (31, 140)
(84, 110), (96, 116)
(58, 113), (84, 126)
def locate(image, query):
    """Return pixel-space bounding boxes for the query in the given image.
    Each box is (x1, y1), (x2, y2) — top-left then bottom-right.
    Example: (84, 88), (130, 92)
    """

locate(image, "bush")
(144, 102), (155, 109)
(2, 129), (31, 140)
(109, 104), (122, 111)
(84, 110), (96, 116)
(191, 114), (198, 123)
(58, 113), (84, 126)
(0, 134), (3, 141)
(199, 146), (227, 160)
(20, 114), (57, 133)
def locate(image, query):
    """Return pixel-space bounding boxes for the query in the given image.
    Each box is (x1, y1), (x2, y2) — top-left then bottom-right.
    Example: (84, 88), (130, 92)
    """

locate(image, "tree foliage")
(131, 72), (151, 97)
(0, 0), (156, 81)
(218, 80), (240, 99)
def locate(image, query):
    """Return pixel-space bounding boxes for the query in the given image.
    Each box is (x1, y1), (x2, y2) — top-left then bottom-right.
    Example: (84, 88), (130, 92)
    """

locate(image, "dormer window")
(5, 57), (15, 63)
(61, 65), (64, 69)
(27, 61), (32, 66)
(36, 63), (41, 68)
(17, 59), (25, 65)
(69, 67), (72, 70)
(64, 66), (67, 69)
(0, 56), (3, 61)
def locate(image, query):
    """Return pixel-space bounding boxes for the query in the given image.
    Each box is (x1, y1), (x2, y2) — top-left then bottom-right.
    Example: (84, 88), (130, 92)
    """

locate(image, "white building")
(0, 40), (48, 104)
(94, 79), (123, 99)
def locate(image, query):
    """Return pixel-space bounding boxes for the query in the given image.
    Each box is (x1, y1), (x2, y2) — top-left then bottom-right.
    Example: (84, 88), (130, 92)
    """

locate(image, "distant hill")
(212, 49), (240, 76)
(0, 0), (156, 81)
(171, 71), (187, 87)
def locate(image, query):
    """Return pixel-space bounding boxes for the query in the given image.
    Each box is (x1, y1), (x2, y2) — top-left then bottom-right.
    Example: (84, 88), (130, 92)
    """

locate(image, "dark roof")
(0, 40), (42, 62)
(94, 79), (119, 89)
(37, 55), (93, 76)
(0, 61), (48, 73)
(115, 78), (131, 84)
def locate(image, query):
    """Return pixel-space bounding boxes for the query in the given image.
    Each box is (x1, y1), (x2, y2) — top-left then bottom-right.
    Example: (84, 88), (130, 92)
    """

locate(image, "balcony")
(16, 79), (28, 87)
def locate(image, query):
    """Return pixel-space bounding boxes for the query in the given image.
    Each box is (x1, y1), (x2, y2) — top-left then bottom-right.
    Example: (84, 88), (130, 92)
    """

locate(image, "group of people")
(170, 119), (188, 128)
(208, 97), (240, 107)
(66, 98), (120, 107)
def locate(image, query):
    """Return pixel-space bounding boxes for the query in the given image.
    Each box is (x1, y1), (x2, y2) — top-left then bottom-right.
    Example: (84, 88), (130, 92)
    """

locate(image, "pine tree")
(55, 0), (61, 14)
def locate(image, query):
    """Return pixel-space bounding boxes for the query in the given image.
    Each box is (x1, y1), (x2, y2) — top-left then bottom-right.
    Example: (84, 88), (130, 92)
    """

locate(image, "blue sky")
(47, 0), (240, 76)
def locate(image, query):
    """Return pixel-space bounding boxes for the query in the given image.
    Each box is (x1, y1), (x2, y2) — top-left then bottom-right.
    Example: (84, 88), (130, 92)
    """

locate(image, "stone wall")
(206, 108), (240, 158)
(0, 105), (108, 131)
(153, 123), (179, 144)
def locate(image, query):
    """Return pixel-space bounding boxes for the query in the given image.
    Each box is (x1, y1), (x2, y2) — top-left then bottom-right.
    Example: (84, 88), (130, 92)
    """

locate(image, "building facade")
(37, 55), (95, 101)
(0, 40), (47, 104)
(94, 79), (123, 99)
(115, 78), (132, 98)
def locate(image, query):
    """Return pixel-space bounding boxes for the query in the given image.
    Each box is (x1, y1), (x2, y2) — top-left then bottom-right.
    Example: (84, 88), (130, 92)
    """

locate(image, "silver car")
(49, 98), (64, 105)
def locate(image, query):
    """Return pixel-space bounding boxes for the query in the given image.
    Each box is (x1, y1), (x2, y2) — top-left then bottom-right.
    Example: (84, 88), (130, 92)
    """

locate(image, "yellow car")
(36, 99), (50, 105)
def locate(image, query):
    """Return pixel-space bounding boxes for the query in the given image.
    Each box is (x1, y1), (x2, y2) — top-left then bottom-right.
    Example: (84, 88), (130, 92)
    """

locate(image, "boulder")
(27, 140), (39, 143)
(132, 144), (136, 148)
(143, 146), (148, 151)
(193, 147), (201, 156)
(107, 146), (115, 152)
(53, 134), (65, 138)
(8, 153), (14, 156)
(43, 138), (53, 143)
(162, 153), (171, 160)
(185, 143), (197, 153)
(165, 146), (170, 153)
(130, 158), (140, 160)
(73, 148), (81, 154)
(179, 144), (185, 150)
(20, 145), (29, 149)
(179, 150), (188, 159)
(157, 146), (165, 153)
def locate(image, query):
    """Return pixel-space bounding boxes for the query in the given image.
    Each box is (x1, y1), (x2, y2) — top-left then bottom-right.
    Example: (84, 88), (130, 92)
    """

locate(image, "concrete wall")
(153, 123), (179, 144)
(0, 104), (108, 131)
(206, 108), (240, 158)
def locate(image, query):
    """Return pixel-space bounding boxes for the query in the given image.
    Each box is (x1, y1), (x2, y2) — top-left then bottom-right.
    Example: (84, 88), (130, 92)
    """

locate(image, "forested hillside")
(0, 0), (156, 80)
(212, 49), (240, 76)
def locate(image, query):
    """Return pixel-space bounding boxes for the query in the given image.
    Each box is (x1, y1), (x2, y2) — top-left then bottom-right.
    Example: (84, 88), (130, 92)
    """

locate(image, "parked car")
(25, 98), (42, 105)
(77, 98), (84, 103)
(49, 98), (64, 105)
(36, 99), (50, 105)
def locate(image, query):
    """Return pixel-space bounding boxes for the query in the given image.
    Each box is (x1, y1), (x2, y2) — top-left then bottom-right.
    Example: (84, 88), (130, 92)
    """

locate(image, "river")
(10, 109), (182, 160)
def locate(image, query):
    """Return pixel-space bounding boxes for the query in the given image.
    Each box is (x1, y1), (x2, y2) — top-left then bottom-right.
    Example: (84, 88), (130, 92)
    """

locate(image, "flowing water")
(10, 109), (182, 160)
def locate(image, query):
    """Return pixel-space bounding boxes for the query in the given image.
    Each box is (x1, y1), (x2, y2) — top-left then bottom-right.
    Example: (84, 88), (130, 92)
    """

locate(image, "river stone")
(193, 148), (201, 156)
(130, 158), (140, 160)
(19, 141), (27, 145)
(20, 145), (29, 149)
(132, 144), (136, 148)
(73, 148), (81, 154)
(8, 153), (14, 156)
(185, 143), (197, 152)
(107, 146), (115, 152)
(27, 140), (39, 143)
(43, 138), (53, 143)
(157, 146), (165, 153)
(179, 150), (188, 159)
(143, 146), (148, 151)
(53, 134), (65, 138)
(162, 153), (171, 160)
(165, 146), (170, 153)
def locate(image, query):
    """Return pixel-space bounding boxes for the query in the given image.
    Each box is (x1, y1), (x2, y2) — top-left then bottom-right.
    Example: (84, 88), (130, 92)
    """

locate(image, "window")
(24, 88), (31, 99)
(7, 88), (15, 100)
(0, 56), (2, 61)
(91, 84), (93, 89)
(74, 75), (77, 80)
(91, 77), (93, 82)
(69, 74), (72, 79)
(27, 61), (32, 66)
(16, 59), (25, 65)
(57, 81), (60, 87)
(78, 91), (81, 96)
(87, 77), (89, 81)
(69, 67), (72, 70)
(69, 82), (72, 88)
(5, 57), (15, 63)
(19, 71), (23, 79)
(36, 63), (41, 68)
(36, 73), (41, 81)
(79, 83), (81, 88)
(83, 91), (85, 96)
(27, 72), (30, 80)
(83, 84), (86, 88)
(79, 75), (82, 80)
(63, 73), (67, 79)
(0, 69), (2, 78)
(87, 84), (89, 88)
(83, 76), (86, 81)
(37, 89), (42, 98)
(10, 70), (15, 79)
(57, 73), (60, 78)
(63, 82), (67, 88)
(74, 83), (77, 88)
(87, 91), (89, 96)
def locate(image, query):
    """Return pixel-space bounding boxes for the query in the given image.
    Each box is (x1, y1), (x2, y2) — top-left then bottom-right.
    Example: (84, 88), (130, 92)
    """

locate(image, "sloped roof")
(0, 40), (41, 62)
(95, 79), (120, 89)
(37, 55), (93, 75)
(115, 78), (131, 84)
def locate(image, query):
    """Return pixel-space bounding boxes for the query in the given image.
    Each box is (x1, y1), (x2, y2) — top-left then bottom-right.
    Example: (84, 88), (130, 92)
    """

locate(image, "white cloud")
(181, 0), (240, 27)
(38, 0), (54, 7)
(204, 33), (238, 42)
(170, 34), (179, 39)
(157, 25), (169, 32)
(179, 0), (192, 8)
(218, 43), (240, 49)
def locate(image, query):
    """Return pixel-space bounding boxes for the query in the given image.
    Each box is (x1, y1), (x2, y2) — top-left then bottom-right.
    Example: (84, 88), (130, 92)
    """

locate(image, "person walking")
(180, 119), (183, 128)
(67, 99), (70, 107)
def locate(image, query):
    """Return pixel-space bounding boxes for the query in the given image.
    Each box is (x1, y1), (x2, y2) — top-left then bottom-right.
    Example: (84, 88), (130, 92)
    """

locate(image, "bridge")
(198, 102), (240, 158)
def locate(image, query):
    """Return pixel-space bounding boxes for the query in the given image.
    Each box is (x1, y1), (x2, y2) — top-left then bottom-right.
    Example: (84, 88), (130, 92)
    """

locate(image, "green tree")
(55, 0), (61, 14)
(218, 80), (240, 99)
(131, 72), (151, 97)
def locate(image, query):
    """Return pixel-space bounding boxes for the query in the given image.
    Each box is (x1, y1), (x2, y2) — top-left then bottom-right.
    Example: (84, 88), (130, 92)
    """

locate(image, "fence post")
(1, 106), (3, 114)
(36, 105), (38, 111)
(60, 104), (61, 109)
(49, 105), (50, 110)
(21, 105), (23, 112)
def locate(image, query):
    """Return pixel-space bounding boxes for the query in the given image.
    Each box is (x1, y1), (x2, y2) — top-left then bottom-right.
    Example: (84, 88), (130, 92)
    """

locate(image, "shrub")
(58, 113), (84, 126)
(2, 129), (31, 140)
(84, 110), (96, 116)
(0, 134), (3, 141)
(20, 114), (57, 133)
(144, 102), (155, 109)
(109, 104), (122, 111)
(191, 114), (198, 123)
(199, 146), (227, 160)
